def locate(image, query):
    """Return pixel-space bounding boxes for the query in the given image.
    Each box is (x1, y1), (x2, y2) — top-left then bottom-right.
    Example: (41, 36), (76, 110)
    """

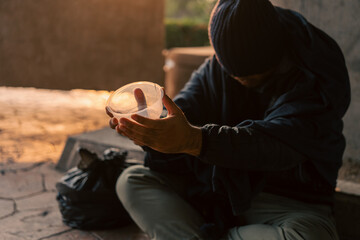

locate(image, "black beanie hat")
(209, 0), (286, 77)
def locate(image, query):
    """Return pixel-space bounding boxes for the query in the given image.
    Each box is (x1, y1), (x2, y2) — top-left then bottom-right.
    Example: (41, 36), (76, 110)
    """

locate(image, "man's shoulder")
(194, 54), (227, 79)
(274, 6), (305, 23)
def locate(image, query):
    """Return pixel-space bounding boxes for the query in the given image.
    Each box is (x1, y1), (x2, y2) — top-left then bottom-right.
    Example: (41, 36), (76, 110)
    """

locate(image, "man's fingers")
(119, 117), (160, 141)
(105, 106), (114, 118)
(109, 117), (118, 129)
(116, 124), (131, 138)
(134, 88), (147, 111)
(162, 89), (181, 115)
(131, 114), (160, 129)
(132, 139), (145, 147)
(119, 118), (153, 135)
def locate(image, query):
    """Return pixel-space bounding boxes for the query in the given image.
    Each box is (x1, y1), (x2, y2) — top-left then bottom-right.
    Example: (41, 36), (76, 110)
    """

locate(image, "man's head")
(209, 0), (286, 85)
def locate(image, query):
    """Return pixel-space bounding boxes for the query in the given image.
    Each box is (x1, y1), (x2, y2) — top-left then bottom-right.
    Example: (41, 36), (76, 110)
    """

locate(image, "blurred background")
(0, 0), (216, 90)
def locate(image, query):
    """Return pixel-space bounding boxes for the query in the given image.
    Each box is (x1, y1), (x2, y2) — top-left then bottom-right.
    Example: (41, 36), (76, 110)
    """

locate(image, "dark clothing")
(144, 7), (350, 238)
(209, 0), (286, 77)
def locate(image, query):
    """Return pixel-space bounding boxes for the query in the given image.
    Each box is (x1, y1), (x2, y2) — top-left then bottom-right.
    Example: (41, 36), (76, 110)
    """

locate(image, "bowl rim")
(106, 81), (164, 117)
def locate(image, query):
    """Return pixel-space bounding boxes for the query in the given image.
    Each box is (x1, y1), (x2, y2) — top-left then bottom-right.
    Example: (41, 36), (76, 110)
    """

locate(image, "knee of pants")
(116, 165), (148, 207)
(281, 214), (339, 240)
(226, 224), (282, 240)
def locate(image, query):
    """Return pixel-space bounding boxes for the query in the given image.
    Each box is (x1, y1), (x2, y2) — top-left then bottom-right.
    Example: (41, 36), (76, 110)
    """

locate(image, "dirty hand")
(106, 88), (202, 156)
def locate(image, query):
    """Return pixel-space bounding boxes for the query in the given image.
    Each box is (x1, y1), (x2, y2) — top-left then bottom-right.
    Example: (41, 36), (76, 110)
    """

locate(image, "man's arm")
(199, 121), (308, 171)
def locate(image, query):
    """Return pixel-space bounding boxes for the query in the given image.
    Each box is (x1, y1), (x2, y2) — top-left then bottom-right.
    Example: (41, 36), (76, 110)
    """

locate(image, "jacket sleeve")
(199, 120), (308, 171)
(198, 81), (339, 173)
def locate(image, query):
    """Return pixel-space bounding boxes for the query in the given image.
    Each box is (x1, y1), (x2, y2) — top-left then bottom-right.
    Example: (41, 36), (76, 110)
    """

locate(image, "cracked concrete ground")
(0, 86), (149, 240)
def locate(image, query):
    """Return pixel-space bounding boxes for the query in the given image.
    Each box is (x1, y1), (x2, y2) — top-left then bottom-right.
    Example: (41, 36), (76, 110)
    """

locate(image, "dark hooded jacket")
(143, 7), (350, 238)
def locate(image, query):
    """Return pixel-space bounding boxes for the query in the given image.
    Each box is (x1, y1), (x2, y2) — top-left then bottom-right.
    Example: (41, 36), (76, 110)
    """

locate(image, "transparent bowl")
(106, 81), (164, 120)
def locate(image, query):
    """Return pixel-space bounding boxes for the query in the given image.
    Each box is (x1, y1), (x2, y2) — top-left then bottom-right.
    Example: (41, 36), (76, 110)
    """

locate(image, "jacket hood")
(277, 7), (351, 118)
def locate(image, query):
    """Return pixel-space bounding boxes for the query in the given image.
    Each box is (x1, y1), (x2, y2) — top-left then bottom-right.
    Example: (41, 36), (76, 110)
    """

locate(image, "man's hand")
(105, 88), (202, 156)
(106, 87), (147, 139)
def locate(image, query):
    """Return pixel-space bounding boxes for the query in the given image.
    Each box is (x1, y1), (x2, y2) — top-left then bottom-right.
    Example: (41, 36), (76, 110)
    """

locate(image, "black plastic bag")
(56, 147), (140, 230)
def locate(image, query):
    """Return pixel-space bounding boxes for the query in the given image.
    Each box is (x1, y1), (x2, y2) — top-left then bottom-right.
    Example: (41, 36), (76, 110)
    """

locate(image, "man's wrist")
(185, 125), (202, 157)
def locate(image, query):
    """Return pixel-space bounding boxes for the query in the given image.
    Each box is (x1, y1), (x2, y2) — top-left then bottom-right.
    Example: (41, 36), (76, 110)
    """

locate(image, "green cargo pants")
(116, 165), (339, 240)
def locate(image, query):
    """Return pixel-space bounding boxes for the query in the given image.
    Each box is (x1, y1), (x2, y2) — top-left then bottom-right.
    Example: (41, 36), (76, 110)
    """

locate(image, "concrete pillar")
(0, 0), (165, 90)
(271, 0), (360, 163)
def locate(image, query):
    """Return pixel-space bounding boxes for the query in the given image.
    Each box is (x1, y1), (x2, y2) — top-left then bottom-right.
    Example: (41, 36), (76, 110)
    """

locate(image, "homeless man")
(106, 0), (350, 239)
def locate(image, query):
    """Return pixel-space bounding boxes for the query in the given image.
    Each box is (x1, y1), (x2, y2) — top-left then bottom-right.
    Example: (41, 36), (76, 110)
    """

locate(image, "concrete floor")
(0, 86), (149, 239)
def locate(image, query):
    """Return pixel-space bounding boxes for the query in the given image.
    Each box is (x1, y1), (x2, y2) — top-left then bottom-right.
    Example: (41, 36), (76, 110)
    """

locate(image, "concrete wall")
(0, 0), (165, 90)
(272, 0), (360, 163)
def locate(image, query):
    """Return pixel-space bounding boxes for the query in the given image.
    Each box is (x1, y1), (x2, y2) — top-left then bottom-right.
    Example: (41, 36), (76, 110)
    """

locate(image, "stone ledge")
(56, 127), (145, 171)
(335, 181), (360, 240)
(337, 180), (360, 196)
